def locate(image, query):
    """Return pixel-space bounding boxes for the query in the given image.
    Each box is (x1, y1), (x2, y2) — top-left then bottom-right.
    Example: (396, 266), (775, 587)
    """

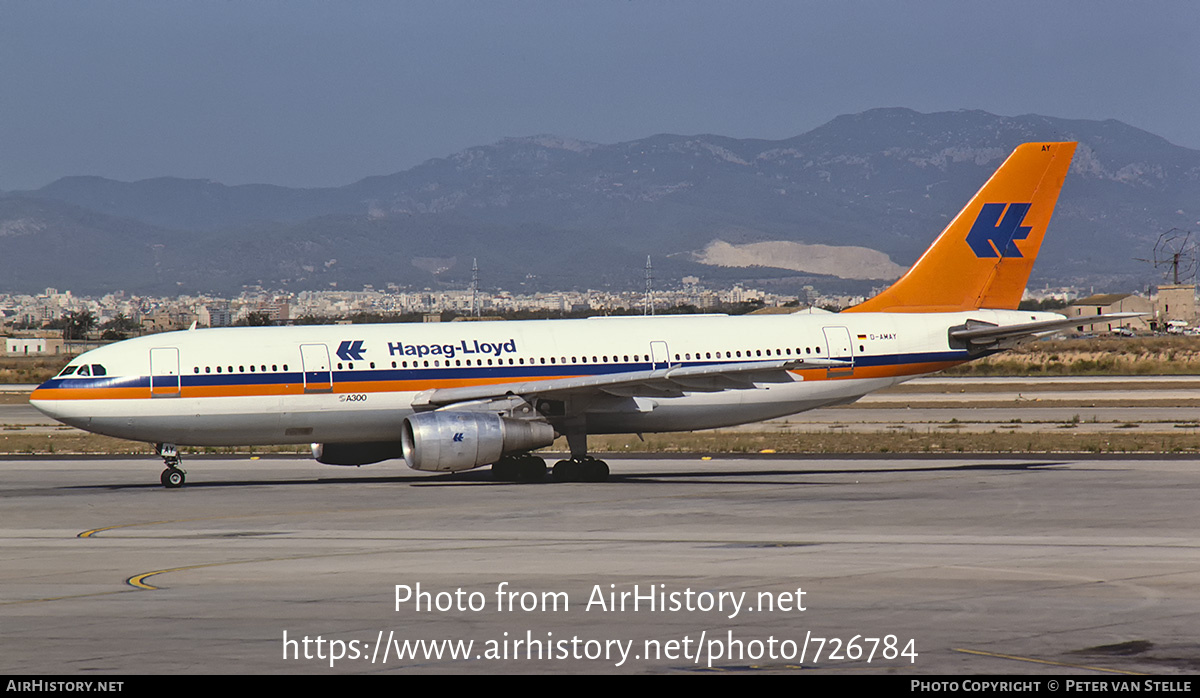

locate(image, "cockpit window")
(76, 365), (91, 377)
(58, 366), (78, 377)
(91, 364), (107, 376)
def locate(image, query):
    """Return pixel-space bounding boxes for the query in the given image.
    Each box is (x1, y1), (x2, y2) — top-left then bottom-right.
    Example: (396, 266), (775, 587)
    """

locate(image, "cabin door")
(300, 344), (333, 393)
(649, 341), (671, 369)
(821, 326), (855, 377)
(150, 347), (181, 398)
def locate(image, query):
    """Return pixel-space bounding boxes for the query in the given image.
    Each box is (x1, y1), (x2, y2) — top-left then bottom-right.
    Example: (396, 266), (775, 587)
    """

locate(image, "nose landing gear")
(155, 443), (186, 488)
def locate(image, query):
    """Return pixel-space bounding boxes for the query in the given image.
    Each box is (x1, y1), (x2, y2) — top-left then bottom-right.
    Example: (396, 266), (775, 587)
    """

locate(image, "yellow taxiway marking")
(954, 648), (1145, 675)
(79, 520), (180, 538)
(127, 561), (248, 590)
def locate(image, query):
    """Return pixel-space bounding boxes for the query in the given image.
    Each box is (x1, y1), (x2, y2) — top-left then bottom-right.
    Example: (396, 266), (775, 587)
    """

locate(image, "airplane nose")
(29, 382), (65, 421)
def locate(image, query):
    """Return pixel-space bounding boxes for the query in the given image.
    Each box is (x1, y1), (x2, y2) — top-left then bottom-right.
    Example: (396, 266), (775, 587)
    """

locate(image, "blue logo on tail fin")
(966, 203), (1032, 258)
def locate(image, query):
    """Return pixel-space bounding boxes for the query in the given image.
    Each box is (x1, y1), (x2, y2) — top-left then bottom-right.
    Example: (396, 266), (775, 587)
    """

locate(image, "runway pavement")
(1, 454), (1198, 674)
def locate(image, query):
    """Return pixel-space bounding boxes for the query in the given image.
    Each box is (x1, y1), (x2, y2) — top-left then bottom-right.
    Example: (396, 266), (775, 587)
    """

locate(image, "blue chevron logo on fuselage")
(965, 203), (1033, 258)
(336, 340), (366, 361)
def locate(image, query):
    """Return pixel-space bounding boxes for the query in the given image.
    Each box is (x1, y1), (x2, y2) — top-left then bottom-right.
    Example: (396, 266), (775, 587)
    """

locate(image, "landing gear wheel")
(517, 455), (547, 482)
(492, 455), (547, 482)
(583, 458), (609, 483)
(551, 457), (609, 483)
(552, 459), (574, 482)
(161, 467), (185, 488)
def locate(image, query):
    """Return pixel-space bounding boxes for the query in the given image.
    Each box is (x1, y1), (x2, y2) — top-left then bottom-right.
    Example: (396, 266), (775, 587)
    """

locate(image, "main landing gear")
(490, 454), (610, 483)
(156, 443), (186, 489)
(490, 431), (610, 483)
(550, 431), (609, 483)
(551, 456), (609, 483)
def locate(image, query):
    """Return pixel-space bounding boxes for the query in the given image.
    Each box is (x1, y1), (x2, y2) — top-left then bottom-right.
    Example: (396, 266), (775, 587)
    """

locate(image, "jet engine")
(401, 411), (556, 472)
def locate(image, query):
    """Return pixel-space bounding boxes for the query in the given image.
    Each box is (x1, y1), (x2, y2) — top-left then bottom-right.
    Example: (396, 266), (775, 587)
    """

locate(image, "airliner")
(30, 142), (1132, 487)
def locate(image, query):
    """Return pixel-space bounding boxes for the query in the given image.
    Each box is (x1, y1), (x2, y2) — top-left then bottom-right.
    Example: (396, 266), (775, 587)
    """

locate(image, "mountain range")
(3, 107), (1198, 296)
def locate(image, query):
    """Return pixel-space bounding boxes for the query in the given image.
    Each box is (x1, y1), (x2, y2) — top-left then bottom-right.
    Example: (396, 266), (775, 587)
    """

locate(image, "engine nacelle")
(312, 441), (405, 466)
(401, 411), (556, 472)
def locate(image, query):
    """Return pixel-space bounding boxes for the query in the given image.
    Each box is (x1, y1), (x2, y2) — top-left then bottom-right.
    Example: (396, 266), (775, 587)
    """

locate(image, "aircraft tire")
(551, 458), (608, 482)
(552, 459), (576, 482)
(584, 459), (609, 483)
(161, 467), (185, 488)
(517, 455), (547, 482)
(491, 460), (515, 481)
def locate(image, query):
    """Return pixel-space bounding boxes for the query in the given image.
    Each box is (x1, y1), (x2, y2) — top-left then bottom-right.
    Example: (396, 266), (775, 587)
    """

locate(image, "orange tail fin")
(846, 141), (1076, 313)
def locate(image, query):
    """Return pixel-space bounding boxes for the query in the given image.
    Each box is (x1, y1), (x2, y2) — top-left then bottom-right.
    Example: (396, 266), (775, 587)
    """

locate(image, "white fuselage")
(31, 309), (1052, 446)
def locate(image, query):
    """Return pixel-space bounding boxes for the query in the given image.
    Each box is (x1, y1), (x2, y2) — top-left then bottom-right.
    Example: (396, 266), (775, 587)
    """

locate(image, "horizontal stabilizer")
(950, 313), (1145, 346)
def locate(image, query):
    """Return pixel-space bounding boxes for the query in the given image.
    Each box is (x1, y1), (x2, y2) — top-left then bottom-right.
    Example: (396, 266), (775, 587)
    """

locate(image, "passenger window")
(216, 367), (222, 373)
(194, 367), (200, 374)
(249, 365), (255, 372)
(239, 366), (244, 373)
(206, 367), (211, 373)
(272, 364), (278, 371)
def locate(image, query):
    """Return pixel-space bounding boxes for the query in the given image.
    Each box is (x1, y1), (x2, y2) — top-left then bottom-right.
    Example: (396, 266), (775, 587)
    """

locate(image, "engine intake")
(402, 411), (556, 472)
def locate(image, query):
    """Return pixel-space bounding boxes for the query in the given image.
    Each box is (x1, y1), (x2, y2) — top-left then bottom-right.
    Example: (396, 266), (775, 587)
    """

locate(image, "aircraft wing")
(950, 312), (1145, 346)
(411, 357), (846, 410)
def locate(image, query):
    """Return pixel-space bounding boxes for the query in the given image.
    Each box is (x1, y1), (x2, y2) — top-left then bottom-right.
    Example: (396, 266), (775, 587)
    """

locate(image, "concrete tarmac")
(2, 454), (1198, 674)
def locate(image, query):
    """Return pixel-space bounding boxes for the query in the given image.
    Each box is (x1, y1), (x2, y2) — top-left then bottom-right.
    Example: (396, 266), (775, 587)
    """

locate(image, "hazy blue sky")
(2, 1), (1197, 190)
